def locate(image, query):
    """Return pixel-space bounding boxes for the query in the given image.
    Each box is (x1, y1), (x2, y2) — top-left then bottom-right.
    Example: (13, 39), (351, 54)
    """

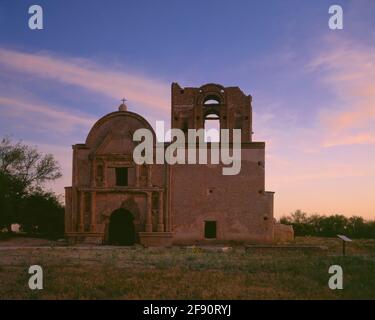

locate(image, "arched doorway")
(108, 208), (135, 245)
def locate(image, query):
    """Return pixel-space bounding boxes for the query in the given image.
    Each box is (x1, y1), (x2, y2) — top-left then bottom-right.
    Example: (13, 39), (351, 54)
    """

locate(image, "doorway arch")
(108, 208), (135, 245)
(204, 112), (220, 142)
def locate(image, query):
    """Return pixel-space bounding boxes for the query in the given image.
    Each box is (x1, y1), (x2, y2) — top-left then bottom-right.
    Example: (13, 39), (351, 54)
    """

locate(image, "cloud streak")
(0, 48), (170, 112)
(309, 37), (375, 147)
(0, 96), (96, 134)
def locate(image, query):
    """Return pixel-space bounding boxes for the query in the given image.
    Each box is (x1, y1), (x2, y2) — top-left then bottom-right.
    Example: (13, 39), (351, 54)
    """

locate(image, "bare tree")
(0, 137), (62, 190)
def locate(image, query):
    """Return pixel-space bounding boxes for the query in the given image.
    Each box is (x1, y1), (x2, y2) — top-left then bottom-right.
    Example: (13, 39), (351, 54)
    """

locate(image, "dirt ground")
(0, 236), (374, 299)
(0, 236), (59, 247)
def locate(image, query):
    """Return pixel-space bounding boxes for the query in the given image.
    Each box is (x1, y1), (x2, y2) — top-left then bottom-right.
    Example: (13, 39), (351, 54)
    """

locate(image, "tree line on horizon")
(280, 210), (375, 239)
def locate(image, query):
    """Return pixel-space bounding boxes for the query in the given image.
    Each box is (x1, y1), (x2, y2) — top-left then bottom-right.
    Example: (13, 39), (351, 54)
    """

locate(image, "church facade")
(65, 83), (281, 246)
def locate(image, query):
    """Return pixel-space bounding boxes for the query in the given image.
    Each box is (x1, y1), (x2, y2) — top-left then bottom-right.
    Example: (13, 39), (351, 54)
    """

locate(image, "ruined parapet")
(171, 82), (253, 142)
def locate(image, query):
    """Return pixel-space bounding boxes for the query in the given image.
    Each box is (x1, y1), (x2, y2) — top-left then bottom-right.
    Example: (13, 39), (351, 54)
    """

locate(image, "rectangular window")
(204, 221), (217, 239)
(115, 167), (128, 186)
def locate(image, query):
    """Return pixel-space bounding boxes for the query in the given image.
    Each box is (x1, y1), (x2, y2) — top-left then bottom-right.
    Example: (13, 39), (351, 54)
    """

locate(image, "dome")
(85, 110), (155, 147)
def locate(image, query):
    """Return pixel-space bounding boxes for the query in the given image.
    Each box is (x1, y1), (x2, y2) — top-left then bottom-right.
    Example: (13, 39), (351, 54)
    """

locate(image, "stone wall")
(274, 223), (294, 242)
(170, 147), (274, 244)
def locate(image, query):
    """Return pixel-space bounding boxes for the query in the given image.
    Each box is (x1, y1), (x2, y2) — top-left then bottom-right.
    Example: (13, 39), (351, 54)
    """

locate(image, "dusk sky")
(0, 0), (374, 219)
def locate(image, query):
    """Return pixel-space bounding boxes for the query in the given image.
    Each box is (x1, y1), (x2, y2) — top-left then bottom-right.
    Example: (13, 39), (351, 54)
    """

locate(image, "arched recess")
(203, 95), (221, 105)
(102, 196), (142, 244)
(108, 208), (135, 245)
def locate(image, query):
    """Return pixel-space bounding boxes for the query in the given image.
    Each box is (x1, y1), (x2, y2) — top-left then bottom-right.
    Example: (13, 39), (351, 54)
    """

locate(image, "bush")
(280, 210), (375, 239)
(19, 190), (64, 239)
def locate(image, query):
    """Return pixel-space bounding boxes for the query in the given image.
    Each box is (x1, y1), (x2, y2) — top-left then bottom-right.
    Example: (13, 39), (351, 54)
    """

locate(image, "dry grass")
(0, 237), (374, 299)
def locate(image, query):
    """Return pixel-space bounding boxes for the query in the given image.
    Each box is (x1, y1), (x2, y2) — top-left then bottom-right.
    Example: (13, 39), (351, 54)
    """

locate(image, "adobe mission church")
(65, 83), (292, 246)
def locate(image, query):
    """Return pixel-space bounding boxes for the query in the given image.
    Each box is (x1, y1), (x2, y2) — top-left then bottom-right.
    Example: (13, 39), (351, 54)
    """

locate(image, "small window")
(116, 167), (128, 186)
(205, 221), (217, 239)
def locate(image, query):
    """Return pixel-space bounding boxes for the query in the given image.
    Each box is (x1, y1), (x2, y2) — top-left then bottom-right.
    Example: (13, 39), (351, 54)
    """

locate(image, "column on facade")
(147, 165), (152, 187)
(165, 165), (171, 232)
(90, 191), (96, 232)
(145, 192), (153, 232)
(79, 190), (84, 232)
(157, 191), (164, 232)
(72, 188), (78, 232)
(90, 158), (96, 187)
(103, 163), (107, 187)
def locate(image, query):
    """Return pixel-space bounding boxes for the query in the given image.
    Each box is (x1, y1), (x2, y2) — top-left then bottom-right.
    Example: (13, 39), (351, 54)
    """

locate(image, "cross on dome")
(118, 98), (128, 111)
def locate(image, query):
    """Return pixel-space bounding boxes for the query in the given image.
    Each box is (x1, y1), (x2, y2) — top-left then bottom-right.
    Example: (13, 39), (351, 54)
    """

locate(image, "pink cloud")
(0, 48), (170, 112)
(309, 38), (375, 131)
(322, 132), (375, 148)
(0, 96), (96, 134)
(308, 37), (375, 147)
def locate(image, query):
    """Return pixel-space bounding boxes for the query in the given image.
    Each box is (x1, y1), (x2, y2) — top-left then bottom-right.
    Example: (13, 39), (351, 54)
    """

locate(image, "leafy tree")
(280, 210), (310, 236)
(19, 190), (64, 238)
(0, 137), (62, 233)
(347, 216), (365, 237)
(290, 209), (308, 224)
(0, 171), (25, 231)
(280, 210), (375, 239)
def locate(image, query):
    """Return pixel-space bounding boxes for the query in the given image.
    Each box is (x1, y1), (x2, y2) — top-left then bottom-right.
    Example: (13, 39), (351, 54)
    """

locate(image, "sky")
(0, 0), (374, 219)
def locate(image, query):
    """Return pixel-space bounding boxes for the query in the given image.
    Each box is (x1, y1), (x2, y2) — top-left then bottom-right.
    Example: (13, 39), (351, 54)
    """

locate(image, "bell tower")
(171, 83), (253, 142)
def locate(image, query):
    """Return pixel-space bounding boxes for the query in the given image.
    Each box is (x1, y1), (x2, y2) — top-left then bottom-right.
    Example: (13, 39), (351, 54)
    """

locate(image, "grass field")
(0, 237), (374, 299)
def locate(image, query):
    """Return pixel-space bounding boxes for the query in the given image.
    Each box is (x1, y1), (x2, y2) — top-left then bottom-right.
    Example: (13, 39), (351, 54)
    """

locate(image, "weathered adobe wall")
(274, 223), (294, 242)
(73, 147), (91, 187)
(170, 147), (274, 244)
